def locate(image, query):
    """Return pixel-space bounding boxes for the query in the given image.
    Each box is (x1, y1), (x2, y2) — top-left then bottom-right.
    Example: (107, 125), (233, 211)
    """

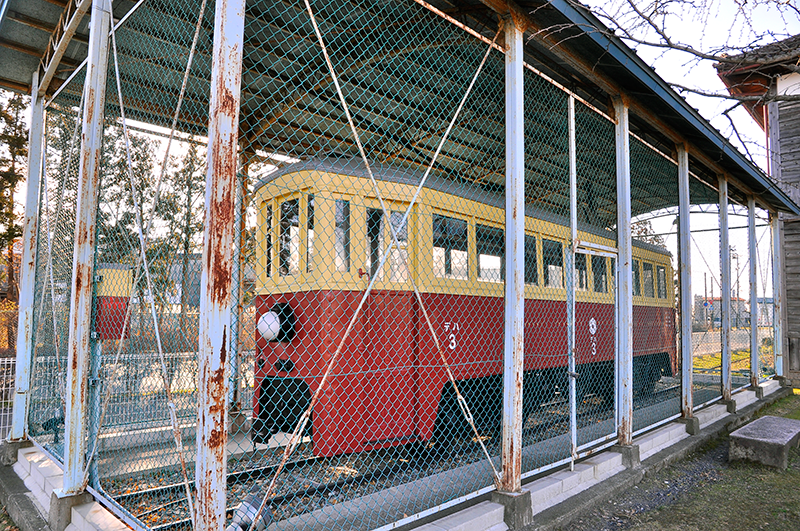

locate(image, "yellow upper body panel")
(253, 168), (674, 308)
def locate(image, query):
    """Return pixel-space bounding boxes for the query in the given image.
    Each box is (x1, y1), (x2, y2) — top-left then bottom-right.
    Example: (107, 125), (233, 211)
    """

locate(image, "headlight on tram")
(257, 302), (296, 342)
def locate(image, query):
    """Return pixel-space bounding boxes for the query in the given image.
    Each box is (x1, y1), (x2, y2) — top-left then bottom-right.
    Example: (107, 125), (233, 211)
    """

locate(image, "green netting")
(22, 0), (776, 529)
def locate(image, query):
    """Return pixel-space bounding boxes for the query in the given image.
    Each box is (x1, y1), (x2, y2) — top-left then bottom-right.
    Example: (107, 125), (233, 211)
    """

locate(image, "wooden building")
(717, 35), (800, 383)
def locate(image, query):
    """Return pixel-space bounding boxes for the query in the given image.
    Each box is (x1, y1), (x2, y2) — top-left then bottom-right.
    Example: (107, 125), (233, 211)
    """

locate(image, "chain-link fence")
(20, 0), (783, 529)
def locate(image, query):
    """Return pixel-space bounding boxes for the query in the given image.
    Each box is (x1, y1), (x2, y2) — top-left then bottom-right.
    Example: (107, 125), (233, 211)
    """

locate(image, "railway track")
(112, 386), (683, 529)
(146, 462), (412, 531)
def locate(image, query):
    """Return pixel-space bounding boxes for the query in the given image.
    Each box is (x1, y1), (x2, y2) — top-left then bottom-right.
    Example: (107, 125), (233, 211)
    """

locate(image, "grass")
(0, 504), (19, 531)
(604, 390), (800, 531)
(693, 348), (775, 375)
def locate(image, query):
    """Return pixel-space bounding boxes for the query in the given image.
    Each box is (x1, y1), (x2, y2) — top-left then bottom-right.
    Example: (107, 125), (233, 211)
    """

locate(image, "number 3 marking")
(448, 333), (457, 350)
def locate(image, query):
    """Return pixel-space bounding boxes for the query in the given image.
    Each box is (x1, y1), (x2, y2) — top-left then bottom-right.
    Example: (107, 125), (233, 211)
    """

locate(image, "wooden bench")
(729, 415), (800, 470)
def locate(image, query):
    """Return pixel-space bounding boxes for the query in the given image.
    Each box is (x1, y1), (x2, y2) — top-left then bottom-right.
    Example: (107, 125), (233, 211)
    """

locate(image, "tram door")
(362, 208), (419, 443)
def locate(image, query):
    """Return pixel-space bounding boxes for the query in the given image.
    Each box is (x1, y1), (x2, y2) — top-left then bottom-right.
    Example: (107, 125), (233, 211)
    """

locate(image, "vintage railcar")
(251, 159), (676, 457)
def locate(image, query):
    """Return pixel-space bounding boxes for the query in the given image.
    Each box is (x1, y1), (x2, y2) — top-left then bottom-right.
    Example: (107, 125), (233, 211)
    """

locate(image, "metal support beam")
(677, 144), (693, 418)
(772, 213), (784, 376)
(195, 0), (245, 526)
(38, 0), (92, 96)
(719, 177), (732, 401)
(62, 0), (110, 495)
(567, 95), (577, 465)
(500, 16), (524, 494)
(748, 197), (759, 387)
(10, 70), (45, 441)
(614, 97), (633, 445)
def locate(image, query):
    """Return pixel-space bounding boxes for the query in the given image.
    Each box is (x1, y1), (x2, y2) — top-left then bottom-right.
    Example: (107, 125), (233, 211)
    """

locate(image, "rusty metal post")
(196, 0), (245, 527)
(771, 213), (784, 376)
(748, 196), (759, 386)
(567, 95), (578, 466)
(10, 70), (45, 441)
(500, 16), (524, 494)
(719, 177), (732, 401)
(614, 97), (633, 446)
(61, 0), (110, 494)
(677, 145), (693, 418)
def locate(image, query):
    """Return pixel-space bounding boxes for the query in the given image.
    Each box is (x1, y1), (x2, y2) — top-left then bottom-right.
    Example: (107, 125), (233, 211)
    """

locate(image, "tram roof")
(1, 0), (796, 217)
(254, 156), (672, 257)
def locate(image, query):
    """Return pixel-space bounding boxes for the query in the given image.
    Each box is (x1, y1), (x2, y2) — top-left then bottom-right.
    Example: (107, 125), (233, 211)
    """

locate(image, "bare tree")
(548, 0), (800, 164)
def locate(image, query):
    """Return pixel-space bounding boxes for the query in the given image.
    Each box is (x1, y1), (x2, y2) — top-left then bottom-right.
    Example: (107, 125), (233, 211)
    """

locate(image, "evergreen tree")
(0, 91), (29, 304)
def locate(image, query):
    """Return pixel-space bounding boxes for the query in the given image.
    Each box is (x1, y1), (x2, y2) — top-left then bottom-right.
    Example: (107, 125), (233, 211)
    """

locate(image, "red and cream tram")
(251, 159), (676, 457)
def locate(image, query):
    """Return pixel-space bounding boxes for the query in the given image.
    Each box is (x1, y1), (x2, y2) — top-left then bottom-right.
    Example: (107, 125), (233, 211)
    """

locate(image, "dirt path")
(564, 392), (800, 531)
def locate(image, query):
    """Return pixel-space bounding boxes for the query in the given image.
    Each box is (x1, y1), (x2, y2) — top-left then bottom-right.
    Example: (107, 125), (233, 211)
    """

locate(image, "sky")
(581, 0), (800, 302)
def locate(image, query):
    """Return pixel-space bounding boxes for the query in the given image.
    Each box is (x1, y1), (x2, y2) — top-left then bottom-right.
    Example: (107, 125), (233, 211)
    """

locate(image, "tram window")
(433, 214), (468, 279)
(477, 224), (504, 282)
(656, 265), (667, 299)
(525, 235), (538, 285)
(263, 204), (272, 277)
(279, 198), (300, 276)
(543, 239), (563, 289)
(642, 262), (655, 298)
(306, 194), (315, 272)
(335, 200), (350, 272)
(593, 255), (608, 293)
(366, 208), (383, 278)
(389, 211), (409, 282)
(632, 259), (641, 296)
(575, 253), (588, 291)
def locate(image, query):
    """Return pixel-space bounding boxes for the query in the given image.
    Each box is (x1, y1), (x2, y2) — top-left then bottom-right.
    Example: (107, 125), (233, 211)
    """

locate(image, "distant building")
(756, 297), (774, 327)
(693, 295), (749, 329)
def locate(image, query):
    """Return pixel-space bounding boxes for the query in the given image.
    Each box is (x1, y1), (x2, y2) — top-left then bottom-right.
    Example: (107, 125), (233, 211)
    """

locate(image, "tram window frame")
(334, 199), (351, 273)
(433, 213), (469, 280)
(260, 203), (273, 278)
(542, 238), (564, 289)
(279, 197), (301, 277)
(476, 223), (505, 283)
(575, 252), (588, 291)
(366, 208), (384, 279)
(592, 255), (608, 293)
(656, 265), (667, 299)
(306, 194), (315, 273)
(642, 261), (655, 298)
(389, 211), (409, 283)
(525, 234), (538, 285)
(632, 259), (641, 296)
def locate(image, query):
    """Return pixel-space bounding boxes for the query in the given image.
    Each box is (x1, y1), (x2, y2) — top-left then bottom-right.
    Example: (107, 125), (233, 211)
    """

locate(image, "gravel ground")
(564, 439), (729, 531)
(563, 392), (800, 531)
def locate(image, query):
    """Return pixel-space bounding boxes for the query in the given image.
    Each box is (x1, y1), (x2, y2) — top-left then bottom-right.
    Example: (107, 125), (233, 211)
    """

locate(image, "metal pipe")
(719, 177), (732, 401)
(613, 97), (633, 446)
(195, 0), (245, 526)
(677, 145), (693, 418)
(567, 95), (577, 468)
(61, 0), (110, 494)
(228, 154), (246, 408)
(500, 16), (524, 494)
(10, 70), (45, 441)
(771, 213), (784, 376)
(748, 197), (759, 386)
(86, 341), (101, 489)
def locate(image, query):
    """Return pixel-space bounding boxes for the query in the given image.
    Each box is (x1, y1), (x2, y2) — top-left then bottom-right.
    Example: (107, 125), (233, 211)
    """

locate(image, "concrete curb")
(0, 463), (51, 531)
(522, 387), (793, 531)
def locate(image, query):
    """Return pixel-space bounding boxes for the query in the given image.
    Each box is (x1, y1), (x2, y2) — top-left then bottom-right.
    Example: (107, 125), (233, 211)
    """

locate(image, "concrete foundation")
(49, 489), (92, 531)
(722, 399), (737, 414)
(491, 490), (532, 530)
(610, 445), (640, 469)
(0, 440), (32, 466)
(678, 416), (700, 435)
